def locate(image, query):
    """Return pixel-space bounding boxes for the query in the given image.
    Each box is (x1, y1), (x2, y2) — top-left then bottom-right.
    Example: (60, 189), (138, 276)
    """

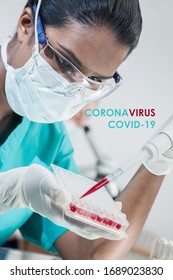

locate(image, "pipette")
(80, 129), (173, 199)
(80, 149), (149, 198)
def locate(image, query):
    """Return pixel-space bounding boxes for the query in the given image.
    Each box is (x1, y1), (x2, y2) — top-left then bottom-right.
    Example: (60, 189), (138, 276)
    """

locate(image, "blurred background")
(0, 0), (173, 259)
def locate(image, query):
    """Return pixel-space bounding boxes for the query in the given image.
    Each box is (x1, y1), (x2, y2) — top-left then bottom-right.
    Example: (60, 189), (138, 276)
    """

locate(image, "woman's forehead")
(45, 24), (129, 77)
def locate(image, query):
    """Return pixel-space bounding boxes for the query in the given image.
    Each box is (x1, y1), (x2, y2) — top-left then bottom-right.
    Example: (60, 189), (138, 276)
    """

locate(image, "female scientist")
(0, 0), (173, 259)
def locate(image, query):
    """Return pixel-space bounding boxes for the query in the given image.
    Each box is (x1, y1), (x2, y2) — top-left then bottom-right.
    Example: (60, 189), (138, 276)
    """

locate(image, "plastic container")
(150, 238), (173, 260)
(51, 165), (128, 238)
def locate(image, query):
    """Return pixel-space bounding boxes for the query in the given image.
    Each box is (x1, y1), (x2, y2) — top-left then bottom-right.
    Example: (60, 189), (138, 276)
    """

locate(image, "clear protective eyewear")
(33, 0), (123, 102)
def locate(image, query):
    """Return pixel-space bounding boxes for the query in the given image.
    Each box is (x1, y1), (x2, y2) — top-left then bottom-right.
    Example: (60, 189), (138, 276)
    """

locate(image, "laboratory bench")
(0, 247), (61, 260)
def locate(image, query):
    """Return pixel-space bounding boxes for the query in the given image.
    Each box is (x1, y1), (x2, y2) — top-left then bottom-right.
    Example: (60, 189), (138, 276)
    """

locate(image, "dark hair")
(26, 0), (142, 54)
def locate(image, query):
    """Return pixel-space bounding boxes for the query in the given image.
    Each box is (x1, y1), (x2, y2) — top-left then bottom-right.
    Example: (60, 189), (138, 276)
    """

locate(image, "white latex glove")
(143, 115), (173, 176)
(0, 164), (126, 240)
(0, 164), (71, 220)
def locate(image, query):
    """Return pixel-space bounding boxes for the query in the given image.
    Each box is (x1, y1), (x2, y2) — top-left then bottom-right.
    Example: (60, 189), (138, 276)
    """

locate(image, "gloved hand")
(0, 164), (127, 240)
(0, 164), (71, 220)
(143, 115), (173, 176)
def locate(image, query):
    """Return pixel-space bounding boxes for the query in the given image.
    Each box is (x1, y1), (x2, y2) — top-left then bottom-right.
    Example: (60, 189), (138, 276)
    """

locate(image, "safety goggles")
(33, 0), (123, 101)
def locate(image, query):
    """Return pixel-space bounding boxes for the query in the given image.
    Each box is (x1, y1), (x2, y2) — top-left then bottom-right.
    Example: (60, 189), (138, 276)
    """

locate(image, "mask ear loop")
(33, 0), (47, 55)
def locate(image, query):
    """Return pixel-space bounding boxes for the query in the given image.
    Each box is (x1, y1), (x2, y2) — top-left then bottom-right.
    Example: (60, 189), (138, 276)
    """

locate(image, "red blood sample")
(77, 208), (88, 217)
(102, 218), (113, 226)
(69, 204), (122, 231)
(69, 203), (77, 213)
(115, 223), (121, 230)
(104, 219), (114, 227)
(96, 215), (104, 223)
(90, 214), (99, 221)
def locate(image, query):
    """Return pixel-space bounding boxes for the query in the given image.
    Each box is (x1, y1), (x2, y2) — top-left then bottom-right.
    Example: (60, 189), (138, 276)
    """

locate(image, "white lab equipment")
(150, 238), (173, 260)
(109, 114), (173, 180)
(143, 114), (173, 175)
(51, 164), (129, 240)
(80, 114), (173, 198)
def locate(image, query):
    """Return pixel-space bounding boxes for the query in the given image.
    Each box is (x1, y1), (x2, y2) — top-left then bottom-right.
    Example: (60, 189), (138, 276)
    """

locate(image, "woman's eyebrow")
(57, 44), (113, 80)
(58, 44), (84, 69)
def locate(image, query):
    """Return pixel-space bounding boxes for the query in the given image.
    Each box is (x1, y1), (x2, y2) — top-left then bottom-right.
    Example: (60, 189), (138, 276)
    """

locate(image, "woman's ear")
(17, 7), (34, 43)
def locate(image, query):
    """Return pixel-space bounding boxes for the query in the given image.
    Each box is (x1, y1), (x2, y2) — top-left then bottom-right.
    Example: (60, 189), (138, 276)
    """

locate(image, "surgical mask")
(1, 43), (90, 123)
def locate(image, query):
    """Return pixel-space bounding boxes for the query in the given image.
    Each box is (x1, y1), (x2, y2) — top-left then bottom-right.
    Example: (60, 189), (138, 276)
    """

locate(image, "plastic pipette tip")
(80, 177), (110, 199)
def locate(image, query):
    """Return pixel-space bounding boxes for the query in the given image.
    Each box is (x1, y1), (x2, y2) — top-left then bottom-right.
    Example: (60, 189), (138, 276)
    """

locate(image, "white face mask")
(1, 43), (88, 123)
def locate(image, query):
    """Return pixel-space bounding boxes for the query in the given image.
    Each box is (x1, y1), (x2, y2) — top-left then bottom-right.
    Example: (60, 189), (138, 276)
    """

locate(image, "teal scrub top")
(0, 117), (78, 253)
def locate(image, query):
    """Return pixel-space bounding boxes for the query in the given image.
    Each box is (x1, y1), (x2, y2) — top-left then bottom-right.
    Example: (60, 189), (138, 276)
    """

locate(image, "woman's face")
(8, 8), (129, 81)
